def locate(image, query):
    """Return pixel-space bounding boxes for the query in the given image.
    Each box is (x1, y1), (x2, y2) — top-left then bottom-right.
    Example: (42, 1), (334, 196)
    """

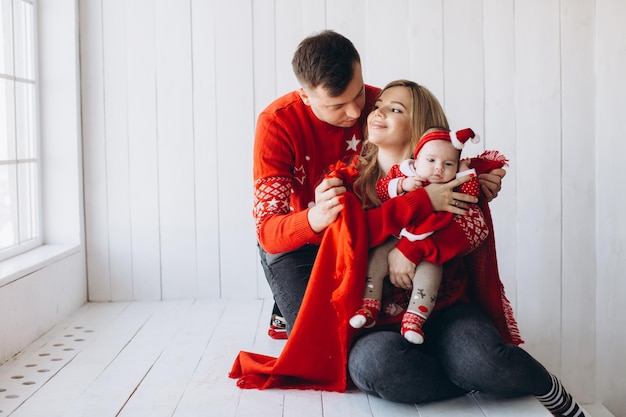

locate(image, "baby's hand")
(402, 176), (423, 193)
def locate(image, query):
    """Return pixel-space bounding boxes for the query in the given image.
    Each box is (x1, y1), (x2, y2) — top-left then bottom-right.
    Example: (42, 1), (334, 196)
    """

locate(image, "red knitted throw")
(465, 150), (522, 345)
(229, 161), (367, 391)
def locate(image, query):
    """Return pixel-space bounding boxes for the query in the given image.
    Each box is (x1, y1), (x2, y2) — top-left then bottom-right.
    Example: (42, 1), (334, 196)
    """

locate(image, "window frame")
(0, 0), (43, 262)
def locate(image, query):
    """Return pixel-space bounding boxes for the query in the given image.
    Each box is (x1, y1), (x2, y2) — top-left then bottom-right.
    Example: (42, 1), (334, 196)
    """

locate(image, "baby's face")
(414, 140), (459, 183)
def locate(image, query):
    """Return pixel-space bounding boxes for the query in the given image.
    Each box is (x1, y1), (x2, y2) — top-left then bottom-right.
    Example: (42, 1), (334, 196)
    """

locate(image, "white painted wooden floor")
(0, 299), (607, 417)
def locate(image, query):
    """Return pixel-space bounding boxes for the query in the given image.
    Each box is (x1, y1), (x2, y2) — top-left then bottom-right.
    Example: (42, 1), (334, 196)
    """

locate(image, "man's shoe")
(268, 313), (288, 340)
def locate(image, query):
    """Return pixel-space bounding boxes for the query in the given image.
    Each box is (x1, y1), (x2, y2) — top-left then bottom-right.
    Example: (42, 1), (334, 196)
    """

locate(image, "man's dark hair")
(291, 30), (361, 97)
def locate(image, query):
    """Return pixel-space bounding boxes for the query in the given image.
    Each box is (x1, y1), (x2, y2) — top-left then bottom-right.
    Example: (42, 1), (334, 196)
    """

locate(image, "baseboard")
(582, 403), (616, 417)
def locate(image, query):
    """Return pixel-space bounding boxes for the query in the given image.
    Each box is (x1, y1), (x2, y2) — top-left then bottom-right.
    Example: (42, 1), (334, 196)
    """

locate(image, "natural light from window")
(0, 0), (41, 261)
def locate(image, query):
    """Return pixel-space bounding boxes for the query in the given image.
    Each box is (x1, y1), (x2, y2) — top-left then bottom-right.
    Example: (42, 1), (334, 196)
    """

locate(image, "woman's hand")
(424, 173), (478, 215)
(388, 247), (416, 290)
(479, 168), (506, 202)
(307, 176), (346, 233)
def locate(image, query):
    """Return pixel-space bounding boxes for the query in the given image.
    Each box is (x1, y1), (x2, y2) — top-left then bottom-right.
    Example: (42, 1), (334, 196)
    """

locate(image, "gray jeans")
(258, 244), (318, 335)
(348, 302), (553, 403)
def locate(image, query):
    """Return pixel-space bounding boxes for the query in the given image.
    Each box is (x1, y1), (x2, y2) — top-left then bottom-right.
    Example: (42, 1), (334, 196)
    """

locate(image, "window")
(0, 0), (41, 261)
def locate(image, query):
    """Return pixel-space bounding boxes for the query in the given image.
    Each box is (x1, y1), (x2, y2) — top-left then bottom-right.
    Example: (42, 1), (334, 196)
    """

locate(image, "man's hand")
(307, 176), (346, 233)
(479, 168), (506, 202)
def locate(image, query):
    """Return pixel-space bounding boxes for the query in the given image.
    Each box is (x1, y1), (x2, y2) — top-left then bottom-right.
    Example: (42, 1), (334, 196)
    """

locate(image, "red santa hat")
(413, 128), (480, 159)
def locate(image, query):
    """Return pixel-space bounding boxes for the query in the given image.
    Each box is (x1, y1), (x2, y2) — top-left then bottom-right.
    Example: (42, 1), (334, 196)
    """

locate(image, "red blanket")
(229, 189), (367, 391)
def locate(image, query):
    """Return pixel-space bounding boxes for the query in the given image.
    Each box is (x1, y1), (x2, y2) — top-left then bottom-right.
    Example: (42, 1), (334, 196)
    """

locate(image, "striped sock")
(536, 374), (585, 417)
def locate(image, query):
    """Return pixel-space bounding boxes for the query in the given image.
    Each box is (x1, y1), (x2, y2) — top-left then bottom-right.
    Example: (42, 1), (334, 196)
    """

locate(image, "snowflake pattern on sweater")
(254, 176), (292, 233)
(453, 206), (489, 254)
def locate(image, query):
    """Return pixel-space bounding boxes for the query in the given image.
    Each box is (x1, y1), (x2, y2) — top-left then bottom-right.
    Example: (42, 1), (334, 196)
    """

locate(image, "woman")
(348, 80), (584, 417)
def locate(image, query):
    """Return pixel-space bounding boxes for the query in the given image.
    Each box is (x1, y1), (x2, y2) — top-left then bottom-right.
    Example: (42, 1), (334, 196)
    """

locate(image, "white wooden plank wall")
(77, 0), (626, 414)
(559, 0), (596, 400)
(595, 0), (626, 415)
(126, 0), (162, 300)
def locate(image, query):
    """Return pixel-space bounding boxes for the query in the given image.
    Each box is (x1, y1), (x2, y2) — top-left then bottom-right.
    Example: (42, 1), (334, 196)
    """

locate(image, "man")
(253, 30), (500, 337)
